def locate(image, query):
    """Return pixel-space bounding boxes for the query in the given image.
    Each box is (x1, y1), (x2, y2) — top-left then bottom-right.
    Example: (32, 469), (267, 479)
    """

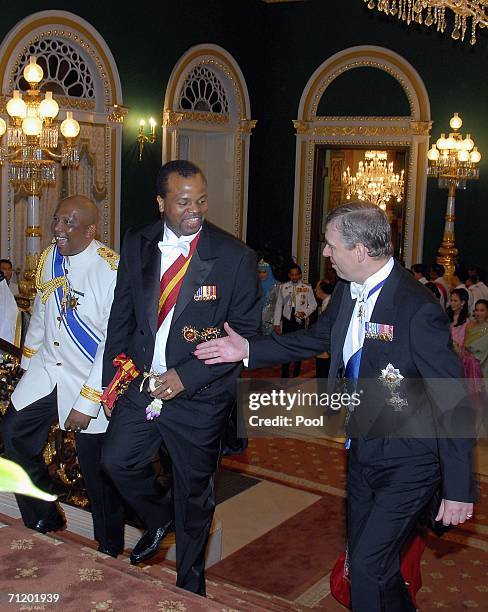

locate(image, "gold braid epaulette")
(97, 246), (119, 270)
(35, 242), (68, 305)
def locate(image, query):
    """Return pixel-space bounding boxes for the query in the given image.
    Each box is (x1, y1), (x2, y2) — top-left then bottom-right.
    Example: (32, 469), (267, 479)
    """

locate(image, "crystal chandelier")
(0, 55), (80, 195)
(343, 150), (405, 210)
(427, 113), (481, 278)
(364, 1), (488, 45)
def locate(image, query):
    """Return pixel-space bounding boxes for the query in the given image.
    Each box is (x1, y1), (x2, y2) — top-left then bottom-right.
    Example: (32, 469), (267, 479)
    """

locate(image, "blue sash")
(52, 246), (100, 363)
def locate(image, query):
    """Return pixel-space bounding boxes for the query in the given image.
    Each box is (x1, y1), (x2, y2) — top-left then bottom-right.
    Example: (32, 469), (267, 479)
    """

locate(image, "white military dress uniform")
(5, 238), (125, 554)
(11, 239), (118, 433)
(273, 280), (317, 326)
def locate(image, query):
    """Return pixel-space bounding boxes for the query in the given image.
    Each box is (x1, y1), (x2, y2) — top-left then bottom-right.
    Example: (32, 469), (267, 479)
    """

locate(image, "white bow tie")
(158, 238), (190, 258)
(350, 282), (367, 301)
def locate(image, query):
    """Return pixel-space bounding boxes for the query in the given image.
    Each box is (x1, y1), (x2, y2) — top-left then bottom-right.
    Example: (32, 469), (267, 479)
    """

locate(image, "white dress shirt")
(151, 224), (200, 373)
(343, 258), (394, 368)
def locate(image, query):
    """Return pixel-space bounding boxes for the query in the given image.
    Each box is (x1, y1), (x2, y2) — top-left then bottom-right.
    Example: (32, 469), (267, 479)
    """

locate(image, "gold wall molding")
(107, 104), (128, 124)
(410, 120), (433, 136)
(293, 46), (432, 281)
(312, 125), (410, 137)
(293, 120), (311, 135)
(238, 119), (257, 133)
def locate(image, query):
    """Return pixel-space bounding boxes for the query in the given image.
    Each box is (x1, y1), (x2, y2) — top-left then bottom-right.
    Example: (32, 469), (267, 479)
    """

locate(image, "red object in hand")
(330, 531), (426, 609)
(100, 353), (140, 410)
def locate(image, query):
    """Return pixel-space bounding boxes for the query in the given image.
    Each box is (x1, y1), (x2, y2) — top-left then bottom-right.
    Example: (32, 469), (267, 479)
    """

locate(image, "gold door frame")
(293, 45), (432, 282)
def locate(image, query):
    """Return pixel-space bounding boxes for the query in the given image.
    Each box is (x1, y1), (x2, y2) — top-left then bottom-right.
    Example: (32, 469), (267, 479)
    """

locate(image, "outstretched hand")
(435, 499), (474, 526)
(194, 322), (248, 364)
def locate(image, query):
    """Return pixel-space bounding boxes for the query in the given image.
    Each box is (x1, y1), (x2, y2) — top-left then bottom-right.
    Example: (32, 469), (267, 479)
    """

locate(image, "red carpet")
(208, 494), (346, 600)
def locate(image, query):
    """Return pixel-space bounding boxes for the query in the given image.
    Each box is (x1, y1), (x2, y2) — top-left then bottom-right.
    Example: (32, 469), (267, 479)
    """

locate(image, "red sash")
(157, 233), (200, 330)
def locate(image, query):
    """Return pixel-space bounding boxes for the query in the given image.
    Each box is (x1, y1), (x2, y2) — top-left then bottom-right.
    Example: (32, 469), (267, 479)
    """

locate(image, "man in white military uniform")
(273, 263), (317, 377)
(2, 195), (125, 557)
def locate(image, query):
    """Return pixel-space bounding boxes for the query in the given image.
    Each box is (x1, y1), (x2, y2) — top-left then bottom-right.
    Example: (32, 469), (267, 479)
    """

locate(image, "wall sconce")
(137, 117), (157, 161)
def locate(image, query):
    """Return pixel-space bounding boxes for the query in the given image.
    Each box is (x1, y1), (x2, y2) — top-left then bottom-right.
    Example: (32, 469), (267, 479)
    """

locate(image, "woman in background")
(464, 299), (488, 379)
(447, 288), (470, 356)
(314, 280), (334, 378)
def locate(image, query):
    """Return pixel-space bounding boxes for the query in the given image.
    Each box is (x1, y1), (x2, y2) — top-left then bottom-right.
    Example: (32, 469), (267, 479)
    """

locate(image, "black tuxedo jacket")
(103, 219), (262, 401)
(249, 262), (474, 502)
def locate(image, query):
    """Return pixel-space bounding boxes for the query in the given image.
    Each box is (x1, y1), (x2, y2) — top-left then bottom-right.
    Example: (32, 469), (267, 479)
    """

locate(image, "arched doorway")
(0, 10), (125, 278)
(162, 44), (256, 240)
(293, 45), (431, 283)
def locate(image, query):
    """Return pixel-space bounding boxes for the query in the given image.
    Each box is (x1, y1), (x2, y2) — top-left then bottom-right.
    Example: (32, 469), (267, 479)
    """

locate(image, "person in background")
(425, 281), (441, 301)
(467, 267), (488, 314)
(0, 259), (19, 296)
(411, 263), (428, 285)
(273, 263), (317, 377)
(314, 279), (334, 378)
(451, 265), (473, 313)
(430, 264), (449, 309)
(463, 299), (488, 432)
(0, 270), (19, 345)
(2, 195), (125, 557)
(464, 299), (488, 380)
(258, 258), (280, 335)
(447, 288), (470, 356)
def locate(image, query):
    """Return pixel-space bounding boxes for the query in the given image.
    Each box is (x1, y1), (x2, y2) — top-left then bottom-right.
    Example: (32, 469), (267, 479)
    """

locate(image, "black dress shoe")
(33, 512), (65, 534)
(130, 520), (174, 565)
(97, 544), (122, 558)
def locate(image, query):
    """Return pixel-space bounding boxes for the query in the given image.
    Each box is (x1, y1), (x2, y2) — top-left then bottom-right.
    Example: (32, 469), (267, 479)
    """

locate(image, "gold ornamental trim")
(165, 110), (229, 126)
(312, 126), (409, 137)
(26, 226), (41, 238)
(162, 109), (184, 127)
(80, 385), (102, 403)
(238, 119), (257, 133)
(107, 104), (129, 124)
(410, 121), (432, 136)
(22, 345), (37, 359)
(97, 246), (119, 270)
(293, 120), (311, 135)
(35, 243), (67, 304)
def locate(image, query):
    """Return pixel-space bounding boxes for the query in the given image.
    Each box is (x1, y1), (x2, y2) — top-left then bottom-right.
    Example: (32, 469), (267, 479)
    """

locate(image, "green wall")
(2, 0), (487, 270)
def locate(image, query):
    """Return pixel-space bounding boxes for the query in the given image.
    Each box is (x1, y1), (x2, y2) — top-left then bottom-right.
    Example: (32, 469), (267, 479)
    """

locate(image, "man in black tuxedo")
(101, 160), (261, 595)
(194, 201), (474, 611)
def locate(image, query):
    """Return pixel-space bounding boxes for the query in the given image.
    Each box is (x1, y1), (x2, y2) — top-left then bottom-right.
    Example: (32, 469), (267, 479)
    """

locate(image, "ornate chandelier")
(343, 150), (405, 210)
(364, 1), (488, 45)
(0, 55), (80, 195)
(427, 112), (481, 278)
(0, 55), (81, 298)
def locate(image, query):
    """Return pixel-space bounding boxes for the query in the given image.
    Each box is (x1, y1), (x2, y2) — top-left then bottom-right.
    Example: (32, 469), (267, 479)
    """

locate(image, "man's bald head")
(52, 195), (98, 256)
(58, 195), (98, 225)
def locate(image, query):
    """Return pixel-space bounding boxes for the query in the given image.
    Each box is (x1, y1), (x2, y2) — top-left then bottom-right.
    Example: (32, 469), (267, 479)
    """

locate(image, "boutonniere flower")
(146, 398), (163, 420)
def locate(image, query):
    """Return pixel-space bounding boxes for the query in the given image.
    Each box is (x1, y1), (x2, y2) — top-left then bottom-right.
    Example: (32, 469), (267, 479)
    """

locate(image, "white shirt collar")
(350, 257), (394, 300)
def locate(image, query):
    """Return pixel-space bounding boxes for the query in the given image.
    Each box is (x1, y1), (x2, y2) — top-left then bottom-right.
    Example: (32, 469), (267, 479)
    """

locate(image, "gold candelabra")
(137, 117), (157, 161)
(0, 55), (80, 298)
(365, 0), (488, 45)
(427, 112), (481, 278)
(343, 150), (405, 210)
